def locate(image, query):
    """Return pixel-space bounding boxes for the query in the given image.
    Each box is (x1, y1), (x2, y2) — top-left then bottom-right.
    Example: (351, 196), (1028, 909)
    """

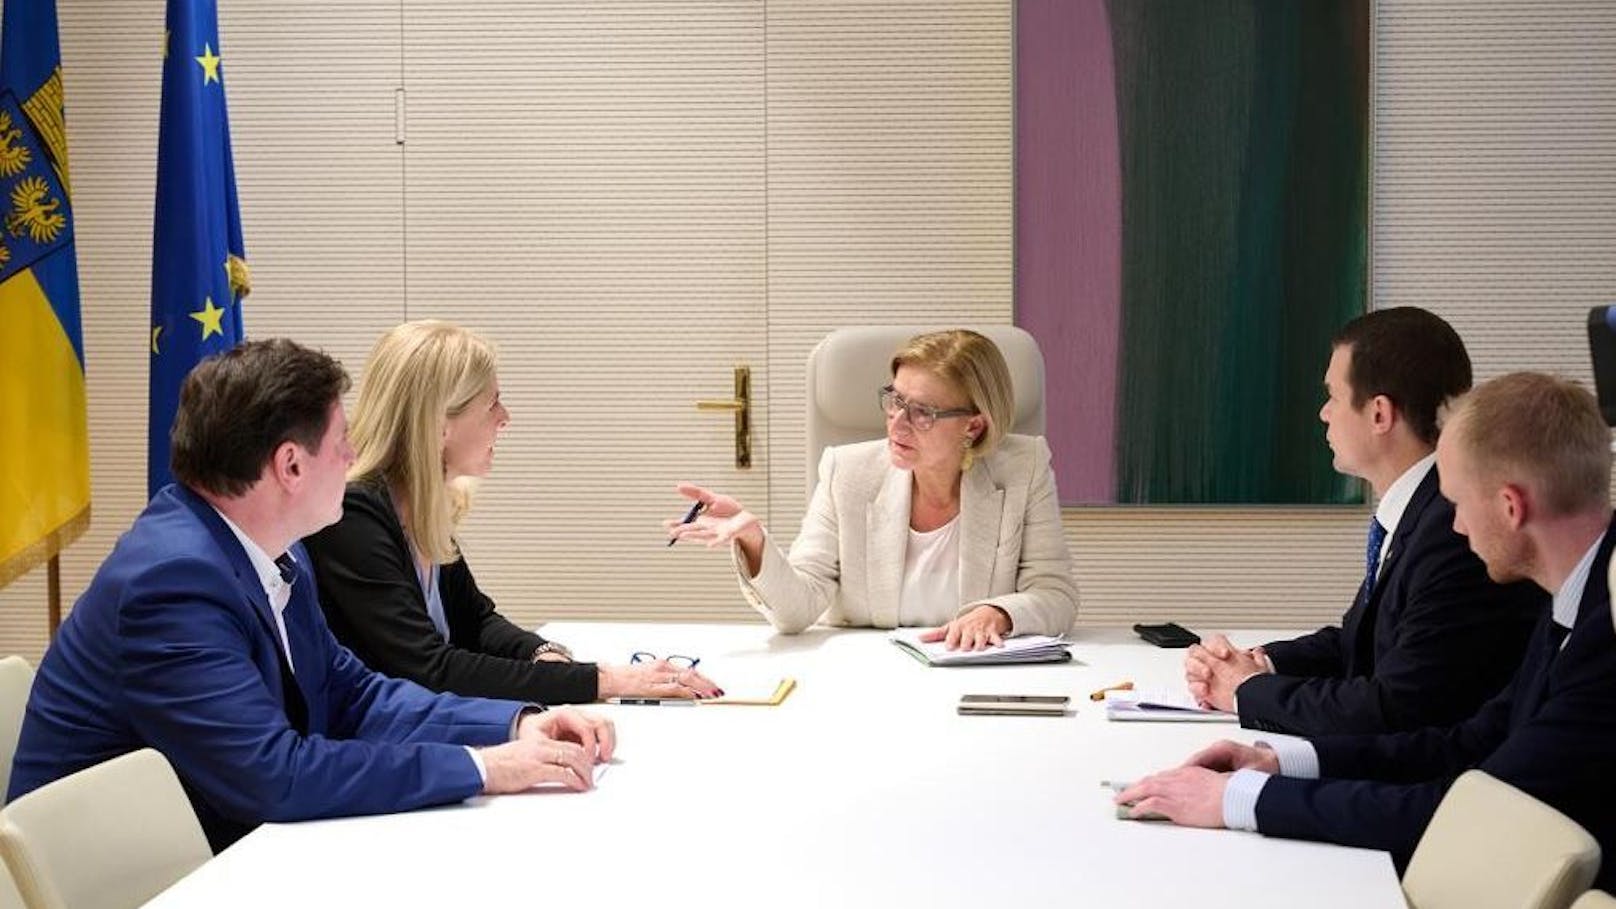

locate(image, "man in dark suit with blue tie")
(1120, 372), (1616, 890)
(7, 339), (616, 851)
(1186, 308), (1542, 735)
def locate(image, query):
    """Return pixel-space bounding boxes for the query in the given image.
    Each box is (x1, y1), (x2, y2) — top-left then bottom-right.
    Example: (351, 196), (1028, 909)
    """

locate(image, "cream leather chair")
(1403, 770), (1600, 909)
(1572, 892), (1616, 909)
(805, 325), (1046, 493)
(0, 748), (210, 909)
(0, 657), (34, 807)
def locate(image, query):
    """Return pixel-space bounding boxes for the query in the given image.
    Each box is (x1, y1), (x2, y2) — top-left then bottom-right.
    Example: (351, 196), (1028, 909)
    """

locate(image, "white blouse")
(897, 514), (961, 627)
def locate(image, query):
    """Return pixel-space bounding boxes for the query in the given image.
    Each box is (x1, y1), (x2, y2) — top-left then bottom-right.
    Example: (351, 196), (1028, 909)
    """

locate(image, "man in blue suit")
(1120, 372), (1616, 890)
(1185, 307), (1542, 735)
(7, 339), (615, 851)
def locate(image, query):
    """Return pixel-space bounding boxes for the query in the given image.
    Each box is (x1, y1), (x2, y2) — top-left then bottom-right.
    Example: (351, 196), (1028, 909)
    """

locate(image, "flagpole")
(47, 554), (62, 638)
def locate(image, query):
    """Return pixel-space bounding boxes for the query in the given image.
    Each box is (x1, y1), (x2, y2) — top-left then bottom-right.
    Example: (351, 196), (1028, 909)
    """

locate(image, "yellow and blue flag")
(0, 0), (89, 587)
(148, 0), (248, 496)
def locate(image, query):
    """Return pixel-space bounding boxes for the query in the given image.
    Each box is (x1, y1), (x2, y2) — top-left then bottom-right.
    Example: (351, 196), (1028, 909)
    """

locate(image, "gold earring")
(961, 435), (975, 472)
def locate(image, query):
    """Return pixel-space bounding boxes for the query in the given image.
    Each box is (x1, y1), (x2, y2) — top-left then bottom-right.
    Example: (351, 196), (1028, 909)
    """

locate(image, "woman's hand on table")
(919, 605), (1012, 651)
(598, 659), (722, 700)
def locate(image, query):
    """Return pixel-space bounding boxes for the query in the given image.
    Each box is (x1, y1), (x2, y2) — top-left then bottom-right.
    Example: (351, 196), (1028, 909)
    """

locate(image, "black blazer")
(303, 480), (599, 704)
(1237, 466), (1543, 735)
(1254, 514), (1616, 892)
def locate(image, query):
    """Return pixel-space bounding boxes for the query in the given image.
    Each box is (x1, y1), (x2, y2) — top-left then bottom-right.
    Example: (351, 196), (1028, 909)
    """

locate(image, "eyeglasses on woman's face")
(878, 385), (978, 432)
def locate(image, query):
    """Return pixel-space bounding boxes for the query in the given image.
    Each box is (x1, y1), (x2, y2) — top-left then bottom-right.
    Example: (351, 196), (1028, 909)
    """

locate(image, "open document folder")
(890, 629), (1073, 666)
(1103, 688), (1236, 722)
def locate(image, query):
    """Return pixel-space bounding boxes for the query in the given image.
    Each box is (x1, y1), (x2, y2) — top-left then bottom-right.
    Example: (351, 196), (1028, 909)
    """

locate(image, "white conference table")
(145, 623), (1404, 908)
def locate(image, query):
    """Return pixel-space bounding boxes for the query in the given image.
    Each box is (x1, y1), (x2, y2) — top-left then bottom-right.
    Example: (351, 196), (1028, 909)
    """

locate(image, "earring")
(960, 435), (976, 472)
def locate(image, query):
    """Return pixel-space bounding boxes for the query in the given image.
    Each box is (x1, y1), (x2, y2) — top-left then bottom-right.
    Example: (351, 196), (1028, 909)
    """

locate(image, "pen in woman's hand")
(666, 500), (705, 546)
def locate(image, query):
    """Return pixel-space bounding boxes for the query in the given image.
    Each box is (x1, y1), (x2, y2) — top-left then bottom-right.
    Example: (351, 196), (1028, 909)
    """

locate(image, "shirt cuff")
(1222, 768), (1269, 832)
(464, 746), (487, 787)
(1256, 734), (1320, 778)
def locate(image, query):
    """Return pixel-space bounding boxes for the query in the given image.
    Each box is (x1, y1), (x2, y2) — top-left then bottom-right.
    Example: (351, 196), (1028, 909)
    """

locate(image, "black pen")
(607, 697), (698, 706)
(666, 500), (705, 547)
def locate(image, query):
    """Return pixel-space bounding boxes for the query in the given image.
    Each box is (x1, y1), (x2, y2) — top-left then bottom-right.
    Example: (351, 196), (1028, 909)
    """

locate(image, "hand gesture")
(663, 483), (765, 550)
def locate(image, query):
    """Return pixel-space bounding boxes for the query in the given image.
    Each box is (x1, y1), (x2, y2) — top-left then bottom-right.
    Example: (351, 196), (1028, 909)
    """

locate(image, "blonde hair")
(890, 329), (1015, 464)
(348, 320), (499, 564)
(1446, 372), (1610, 516)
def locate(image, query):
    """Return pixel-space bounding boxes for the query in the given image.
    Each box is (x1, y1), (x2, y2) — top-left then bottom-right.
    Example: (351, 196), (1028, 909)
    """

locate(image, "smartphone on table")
(957, 694), (1070, 716)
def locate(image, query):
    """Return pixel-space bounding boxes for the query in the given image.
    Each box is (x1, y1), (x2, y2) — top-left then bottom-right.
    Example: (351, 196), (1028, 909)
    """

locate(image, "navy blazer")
(1254, 514), (1616, 892)
(1238, 466), (1543, 735)
(7, 485), (525, 851)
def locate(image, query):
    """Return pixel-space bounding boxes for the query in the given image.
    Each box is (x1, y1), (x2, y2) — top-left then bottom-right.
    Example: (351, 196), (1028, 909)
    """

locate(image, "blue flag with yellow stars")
(0, 0), (90, 587)
(148, 0), (249, 497)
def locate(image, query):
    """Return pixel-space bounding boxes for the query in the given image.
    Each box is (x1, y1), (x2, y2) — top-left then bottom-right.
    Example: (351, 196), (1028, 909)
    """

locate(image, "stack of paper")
(890, 629), (1073, 666)
(1103, 688), (1236, 722)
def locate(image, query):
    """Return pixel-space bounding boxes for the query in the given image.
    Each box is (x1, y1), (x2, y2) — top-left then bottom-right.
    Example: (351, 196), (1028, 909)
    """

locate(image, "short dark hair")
(1332, 307), (1471, 446)
(170, 339), (351, 497)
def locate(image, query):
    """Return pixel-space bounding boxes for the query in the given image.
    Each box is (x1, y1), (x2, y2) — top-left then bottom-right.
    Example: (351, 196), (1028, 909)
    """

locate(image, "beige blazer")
(735, 434), (1079, 635)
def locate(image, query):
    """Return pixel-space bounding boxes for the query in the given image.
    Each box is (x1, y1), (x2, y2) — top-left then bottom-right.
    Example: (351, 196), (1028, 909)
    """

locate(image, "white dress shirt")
(214, 508), (297, 674)
(1372, 453), (1437, 582)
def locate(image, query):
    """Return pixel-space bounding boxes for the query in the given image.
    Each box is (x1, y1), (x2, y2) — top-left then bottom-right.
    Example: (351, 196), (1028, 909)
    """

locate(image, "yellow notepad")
(698, 677), (796, 707)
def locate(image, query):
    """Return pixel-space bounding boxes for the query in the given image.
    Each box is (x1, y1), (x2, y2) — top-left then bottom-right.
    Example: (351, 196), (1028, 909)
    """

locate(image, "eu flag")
(148, 0), (248, 497)
(0, 0), (89, 587)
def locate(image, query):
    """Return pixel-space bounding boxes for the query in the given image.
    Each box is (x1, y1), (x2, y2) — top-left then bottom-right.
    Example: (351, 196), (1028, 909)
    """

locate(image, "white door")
(400, 0), (770, 625)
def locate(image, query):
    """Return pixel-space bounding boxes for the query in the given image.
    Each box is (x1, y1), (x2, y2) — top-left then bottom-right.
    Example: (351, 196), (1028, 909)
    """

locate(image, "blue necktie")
(271, 554), (308, 734)
(1360, 517), (1387, 603)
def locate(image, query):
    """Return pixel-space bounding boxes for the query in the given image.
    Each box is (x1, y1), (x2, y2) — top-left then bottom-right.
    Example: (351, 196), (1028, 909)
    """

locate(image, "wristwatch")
(531, 641), (574, 662)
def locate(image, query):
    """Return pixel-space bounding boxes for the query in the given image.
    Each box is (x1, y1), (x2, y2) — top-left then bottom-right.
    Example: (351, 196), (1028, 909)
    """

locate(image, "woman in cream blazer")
(669, 330), (1079, 648)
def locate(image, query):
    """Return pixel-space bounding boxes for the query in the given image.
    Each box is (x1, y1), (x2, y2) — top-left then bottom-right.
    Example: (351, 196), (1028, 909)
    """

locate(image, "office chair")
(1403, 769), (1600, 909)
(0, 855), (21, 909)
(0, 748), (211, 909)
(805, 325), (1046, 493)
(0, 657), (34, 808)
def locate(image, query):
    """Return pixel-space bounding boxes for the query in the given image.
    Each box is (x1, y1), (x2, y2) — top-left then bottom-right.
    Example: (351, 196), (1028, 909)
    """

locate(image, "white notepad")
(1103, 688), (1237, 722)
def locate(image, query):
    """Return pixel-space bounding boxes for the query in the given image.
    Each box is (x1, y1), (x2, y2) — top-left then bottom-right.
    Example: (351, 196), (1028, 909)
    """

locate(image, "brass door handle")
(695, 365), (751, 469)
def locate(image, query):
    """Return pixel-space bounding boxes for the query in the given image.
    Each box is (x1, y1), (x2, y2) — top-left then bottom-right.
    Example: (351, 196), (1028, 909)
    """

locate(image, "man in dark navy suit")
(1186, 307), (1541, 736)
(1121, 373), (1616, 891)
(8, 339), (616, 851)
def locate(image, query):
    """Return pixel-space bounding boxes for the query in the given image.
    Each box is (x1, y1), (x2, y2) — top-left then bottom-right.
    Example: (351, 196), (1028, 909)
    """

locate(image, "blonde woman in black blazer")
(306, 320), (720, 703)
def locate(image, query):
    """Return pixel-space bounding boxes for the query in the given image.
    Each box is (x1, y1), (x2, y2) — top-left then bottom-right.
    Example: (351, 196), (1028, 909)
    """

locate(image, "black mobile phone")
(1132, 622), (1201, 649)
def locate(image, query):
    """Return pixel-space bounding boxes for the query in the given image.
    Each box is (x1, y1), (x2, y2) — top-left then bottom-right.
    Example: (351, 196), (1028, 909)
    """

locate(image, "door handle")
(695, 365), (751, 469)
